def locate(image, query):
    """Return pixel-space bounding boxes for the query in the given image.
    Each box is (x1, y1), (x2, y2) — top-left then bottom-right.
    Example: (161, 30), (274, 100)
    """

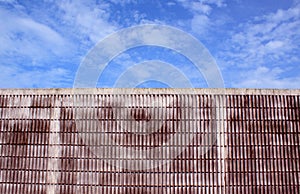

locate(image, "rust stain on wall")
(0, 89), (299, 193)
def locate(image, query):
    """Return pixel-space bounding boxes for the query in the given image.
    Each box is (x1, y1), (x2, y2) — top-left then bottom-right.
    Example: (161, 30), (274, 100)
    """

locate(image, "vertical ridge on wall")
(0, 89), (299, 193)
(47, 95), (61, 194)
(225, 94), (300, 193)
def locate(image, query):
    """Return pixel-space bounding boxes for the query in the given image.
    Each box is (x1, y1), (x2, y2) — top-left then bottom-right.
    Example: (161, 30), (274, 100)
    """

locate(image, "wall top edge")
(0, 88), (300, 95)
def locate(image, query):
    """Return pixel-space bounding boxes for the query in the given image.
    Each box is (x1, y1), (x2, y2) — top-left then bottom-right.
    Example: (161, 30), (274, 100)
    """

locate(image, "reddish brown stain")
(58, 107), (78, 194)
(0, 93), (299, 193)
(0, 95), (51, 194)
(130, 108), (151, 122)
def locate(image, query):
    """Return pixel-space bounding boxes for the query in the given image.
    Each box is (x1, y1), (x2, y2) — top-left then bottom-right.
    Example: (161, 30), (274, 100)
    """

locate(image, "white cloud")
(175, 0), (226, 35)
(177, 0), (226, 14)
(57, 0), (117, 43)
(108, 0), (137, 6)
(233, 66), (300, 89)
(190, 14), (210, 35)
(201, 0), (226, 7)
(0, 4), (76, 87)
(259, 5), (300, 22)
(265, 40), (284, 50)
(216, 3), (300, 88)
(0, 0), (15, 3)
(0, 64), (72, 88)
(167, 1), (176, 6)
(220, 4), (300, 68)
(0, 7), (71, 62)
(191, 1), (212, 14)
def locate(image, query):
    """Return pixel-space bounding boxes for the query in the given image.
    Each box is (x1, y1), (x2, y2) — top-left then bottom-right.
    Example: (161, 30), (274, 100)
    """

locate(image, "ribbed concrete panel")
(0, 89), (299, 194)
(225, 94), (300, 193)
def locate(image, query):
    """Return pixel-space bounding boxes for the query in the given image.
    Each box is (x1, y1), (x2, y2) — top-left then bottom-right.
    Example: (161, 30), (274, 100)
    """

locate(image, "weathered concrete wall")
(0, 88), (299, 193)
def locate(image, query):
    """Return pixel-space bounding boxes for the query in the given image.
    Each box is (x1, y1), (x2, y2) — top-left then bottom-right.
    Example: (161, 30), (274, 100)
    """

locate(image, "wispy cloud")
(0, 7), (71, 62)
(223, 4), (300, 66)
(0, 64), (72, 88)
(218, 3), (300, 88)
(0, 4), (75, 88)
(175, 0), (226, 35)
(232, 66), (300, 89)
(0, 0), (15, 3)
(0, 0), (122, 88)
(75, 24), (223, 88)
(56, 0), (117, 44)
(0, 0), (298, 89)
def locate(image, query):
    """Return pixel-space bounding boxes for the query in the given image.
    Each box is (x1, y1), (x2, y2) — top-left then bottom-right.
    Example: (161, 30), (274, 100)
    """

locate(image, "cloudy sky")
(0, 0), (299, 88)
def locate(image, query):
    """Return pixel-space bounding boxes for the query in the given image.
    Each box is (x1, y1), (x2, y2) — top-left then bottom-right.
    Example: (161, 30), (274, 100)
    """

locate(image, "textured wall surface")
(0, 88), (299, 193)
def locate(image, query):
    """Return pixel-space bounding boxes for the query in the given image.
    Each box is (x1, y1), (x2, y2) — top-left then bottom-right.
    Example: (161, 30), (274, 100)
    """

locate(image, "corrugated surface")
(226, 95), (300, 193)
(0, 89), (299, 194)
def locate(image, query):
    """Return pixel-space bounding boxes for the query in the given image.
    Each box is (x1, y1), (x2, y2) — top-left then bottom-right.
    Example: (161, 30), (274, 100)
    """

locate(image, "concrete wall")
(0, 88), (299, 193)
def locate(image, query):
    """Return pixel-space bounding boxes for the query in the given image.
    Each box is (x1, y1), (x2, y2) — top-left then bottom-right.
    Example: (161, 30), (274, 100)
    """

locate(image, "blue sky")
(0, 0), (299, 88)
